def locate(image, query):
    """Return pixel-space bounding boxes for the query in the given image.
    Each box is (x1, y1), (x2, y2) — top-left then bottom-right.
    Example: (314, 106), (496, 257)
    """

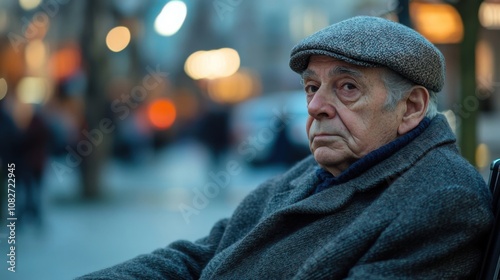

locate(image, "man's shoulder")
(420, 144), (485, 185)
(399, 143), (490, 204)
(399, 114), (486, 189)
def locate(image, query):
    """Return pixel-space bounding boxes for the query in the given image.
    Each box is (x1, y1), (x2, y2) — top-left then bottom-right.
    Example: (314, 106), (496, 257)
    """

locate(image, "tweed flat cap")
(289, 16), (445, 92)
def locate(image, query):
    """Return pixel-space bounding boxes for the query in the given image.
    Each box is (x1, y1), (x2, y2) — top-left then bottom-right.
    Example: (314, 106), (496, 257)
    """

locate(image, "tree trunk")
(80, 0), (109, 199)
(454, 0), (483, 166)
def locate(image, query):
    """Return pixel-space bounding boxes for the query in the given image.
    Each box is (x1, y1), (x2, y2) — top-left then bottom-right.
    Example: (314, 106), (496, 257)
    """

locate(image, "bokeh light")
(25, 39), (47, 73)
(184, 48), (240, 80)
(50, 44), (82, 80)
(411, 2), (463, 44)
(476, 143), (491, 170)
(476, 40), (494, 91)
(16, 77), (48, 104)
(147, 98), (177, 129)
(19, 0), (42, 11)
(0, 44), (24, 86)
(207, 69), (260, 104)
(479, 2), (500, 30)
(154, 0), (187, 36)
(0, 78), (8, 101)
(106, 26), (131, 52)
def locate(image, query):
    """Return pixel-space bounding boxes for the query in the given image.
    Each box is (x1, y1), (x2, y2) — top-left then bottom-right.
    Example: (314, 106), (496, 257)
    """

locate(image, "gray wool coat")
(78, 114), (493, 279)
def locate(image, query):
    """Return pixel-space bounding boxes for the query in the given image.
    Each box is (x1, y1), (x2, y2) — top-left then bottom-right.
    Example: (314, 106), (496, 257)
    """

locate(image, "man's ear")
(398, 86), (429, 135)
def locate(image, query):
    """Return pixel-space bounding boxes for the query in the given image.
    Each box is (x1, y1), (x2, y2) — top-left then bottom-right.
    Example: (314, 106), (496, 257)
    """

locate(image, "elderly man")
(79, 16), (492, 279)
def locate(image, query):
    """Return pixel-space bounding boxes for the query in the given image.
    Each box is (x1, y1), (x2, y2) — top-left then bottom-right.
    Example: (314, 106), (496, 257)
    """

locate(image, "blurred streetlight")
(410, 2), (463, 44)
(184, 48), (240, 80)
(154, 0), (187, 36)
(49, 44), (82, 80)
(0, 78), (7, 101)
(25, 39), (47, 74)
(476, 39), (494, 91)
(19, 0), (41, 11)
(479, 2), (500, 29)
(16, 77), (48, 104)
(207, 69), (260, 104)
(147, 98), (177, 130)
(106, 26), (131, 52)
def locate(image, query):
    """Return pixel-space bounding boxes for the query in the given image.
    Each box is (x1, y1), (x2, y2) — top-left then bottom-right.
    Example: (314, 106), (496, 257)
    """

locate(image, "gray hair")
(382, 68), (438, 118)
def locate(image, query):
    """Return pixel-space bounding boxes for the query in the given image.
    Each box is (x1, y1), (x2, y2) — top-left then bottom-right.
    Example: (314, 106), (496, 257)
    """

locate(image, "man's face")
(303, 56), (404, 176)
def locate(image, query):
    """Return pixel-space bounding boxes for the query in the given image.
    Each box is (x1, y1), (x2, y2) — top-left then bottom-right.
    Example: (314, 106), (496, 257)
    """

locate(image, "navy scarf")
(314, 117), (431, 194)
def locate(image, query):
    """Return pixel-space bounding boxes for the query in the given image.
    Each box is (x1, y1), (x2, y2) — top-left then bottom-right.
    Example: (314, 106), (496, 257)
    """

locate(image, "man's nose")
(307, 88), (336, 119)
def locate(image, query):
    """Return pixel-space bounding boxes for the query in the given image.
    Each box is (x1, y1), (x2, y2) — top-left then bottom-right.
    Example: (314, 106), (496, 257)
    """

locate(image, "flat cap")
(289, 16), (445, 92)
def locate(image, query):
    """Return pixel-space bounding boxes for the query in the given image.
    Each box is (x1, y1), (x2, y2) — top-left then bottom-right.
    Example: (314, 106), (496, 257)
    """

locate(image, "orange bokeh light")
(410, 2), (463, 44)
(50, 44), (81, 80)
(147, 98), (177, 129)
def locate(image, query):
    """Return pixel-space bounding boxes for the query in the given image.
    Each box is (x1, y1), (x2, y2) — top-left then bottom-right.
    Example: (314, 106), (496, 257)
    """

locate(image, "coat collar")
(315, 117), (431, 193)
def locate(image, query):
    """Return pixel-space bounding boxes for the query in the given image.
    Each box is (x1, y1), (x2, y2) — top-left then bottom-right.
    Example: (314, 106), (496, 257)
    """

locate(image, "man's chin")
(312, 147), (350, 175)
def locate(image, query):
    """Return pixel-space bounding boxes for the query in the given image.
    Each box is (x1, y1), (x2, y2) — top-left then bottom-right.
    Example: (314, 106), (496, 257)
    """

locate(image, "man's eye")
(305, 85), (319, 93)
(342, 83), (356, 90)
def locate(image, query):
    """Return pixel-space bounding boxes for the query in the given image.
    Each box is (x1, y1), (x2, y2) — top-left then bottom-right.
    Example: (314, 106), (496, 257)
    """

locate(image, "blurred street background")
(0, 0), (499, 279)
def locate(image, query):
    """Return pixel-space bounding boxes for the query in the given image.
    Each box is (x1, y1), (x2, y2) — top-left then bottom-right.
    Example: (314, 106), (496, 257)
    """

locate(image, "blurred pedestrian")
(0, 100), (21, 220)
(17, 105), (51, 226)
(0, 100), (20, 169)
(197, 104), (230, 166)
